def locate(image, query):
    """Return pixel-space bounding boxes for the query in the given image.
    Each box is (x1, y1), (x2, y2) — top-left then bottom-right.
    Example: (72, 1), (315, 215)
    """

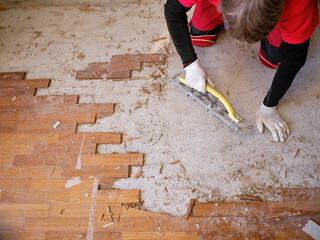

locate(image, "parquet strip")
(69, 190), (140, 204)
(0, 217), (26, 230)
(30, 179), (95, 190)
(0, 133), (121, 145)
(193, 201), (320, 218)
(44, 231), (121, 240)
(0, 203), (50, 217)
(282, 188), (320, 202)
(0, 87), (36, 96)
(13, 154), (78, 166)
(0, 190), (69, 204)
(121, 232), (198, 240)
(0, 155), (14, 166)
(0, 166), (62, 179)
(24, 217), (89, 231)
(0, 179), (32, 190)
(0, 231), (45, 240)
(61, 165), (129, 178)
(81, 153), (144, 166)
(0, 72), (26, 80)
(0, 79), (50, 89)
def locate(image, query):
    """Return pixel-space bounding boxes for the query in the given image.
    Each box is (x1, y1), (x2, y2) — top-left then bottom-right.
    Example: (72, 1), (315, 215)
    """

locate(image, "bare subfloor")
(1, 0), (319, 216)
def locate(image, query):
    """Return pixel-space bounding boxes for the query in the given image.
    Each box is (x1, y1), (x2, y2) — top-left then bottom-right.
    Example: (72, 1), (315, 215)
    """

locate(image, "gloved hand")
(256, 103), (290, 142)
(185, 59), (213, 93)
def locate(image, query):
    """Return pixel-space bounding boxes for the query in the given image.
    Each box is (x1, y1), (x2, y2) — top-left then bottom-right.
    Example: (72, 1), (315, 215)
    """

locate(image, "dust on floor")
(0, 0), (319, 216)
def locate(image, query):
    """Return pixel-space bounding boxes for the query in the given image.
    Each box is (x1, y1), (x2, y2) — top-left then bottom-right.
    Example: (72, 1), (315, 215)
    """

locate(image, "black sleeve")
(263, 39), (310, 107)
(164, 0), (197, 66)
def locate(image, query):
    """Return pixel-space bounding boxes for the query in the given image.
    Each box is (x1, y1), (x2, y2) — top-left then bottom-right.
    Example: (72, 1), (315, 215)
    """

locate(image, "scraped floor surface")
(0, 0), (319, 239)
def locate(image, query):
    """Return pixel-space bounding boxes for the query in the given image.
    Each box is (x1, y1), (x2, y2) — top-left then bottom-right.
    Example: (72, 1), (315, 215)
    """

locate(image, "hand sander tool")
(170, 72), (252, 133)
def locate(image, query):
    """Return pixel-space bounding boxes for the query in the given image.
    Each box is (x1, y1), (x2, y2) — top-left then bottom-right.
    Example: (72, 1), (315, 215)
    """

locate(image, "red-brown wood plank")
(0, 72), (26, 80)
(111, 53), (165, 63)
(0, 87), (36, 97)
(0, 179), (32, 190)
(0, 79), (50, 88)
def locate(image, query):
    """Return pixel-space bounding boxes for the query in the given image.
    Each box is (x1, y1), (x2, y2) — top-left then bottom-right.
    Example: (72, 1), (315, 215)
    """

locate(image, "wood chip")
(294, 148), (300, 158)
(170, 160), (180, 165)
(140, 87), (150, 95)
(52, 121), (61, 129)
(151, 83), (161, 93)
(134, 170), (143, 179)
(239, 195), (263, 202)
(159, 164), (163, 174)
(185, 199), (195, 220)
(106, 206), (113, 222)
(151, 37), (167, 42)
(125, 137), (139, 142)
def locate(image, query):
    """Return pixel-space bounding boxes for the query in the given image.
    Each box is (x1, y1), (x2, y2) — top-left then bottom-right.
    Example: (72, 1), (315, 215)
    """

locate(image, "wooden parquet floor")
(0, 71), (319, 240)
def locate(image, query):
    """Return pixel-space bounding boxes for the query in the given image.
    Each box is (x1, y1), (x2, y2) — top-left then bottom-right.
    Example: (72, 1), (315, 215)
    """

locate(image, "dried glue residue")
(65, 176), (82, 188)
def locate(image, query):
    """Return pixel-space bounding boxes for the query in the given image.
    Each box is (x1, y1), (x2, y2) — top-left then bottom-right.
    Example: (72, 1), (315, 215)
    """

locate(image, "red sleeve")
(279, 0), (319, 44)
(178, 0), (219, 8)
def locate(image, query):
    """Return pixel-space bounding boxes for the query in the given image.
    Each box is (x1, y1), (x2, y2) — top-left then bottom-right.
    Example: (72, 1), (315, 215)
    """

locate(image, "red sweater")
(179, 0), (319, 44)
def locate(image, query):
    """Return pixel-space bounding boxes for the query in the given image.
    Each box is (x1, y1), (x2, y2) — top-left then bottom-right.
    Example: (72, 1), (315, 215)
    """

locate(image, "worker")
(164, 0), (319, 142)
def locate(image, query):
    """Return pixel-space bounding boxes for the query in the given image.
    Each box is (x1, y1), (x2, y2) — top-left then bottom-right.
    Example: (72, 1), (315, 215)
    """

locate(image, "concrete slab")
(0, 0), (319, 216)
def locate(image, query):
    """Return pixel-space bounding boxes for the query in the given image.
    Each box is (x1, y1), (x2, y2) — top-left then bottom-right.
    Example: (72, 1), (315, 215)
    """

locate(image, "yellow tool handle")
(178, 76), (243, 123)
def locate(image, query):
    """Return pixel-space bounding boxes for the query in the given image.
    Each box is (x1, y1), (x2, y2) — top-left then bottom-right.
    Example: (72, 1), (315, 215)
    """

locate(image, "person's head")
(219, 0), (286, 43)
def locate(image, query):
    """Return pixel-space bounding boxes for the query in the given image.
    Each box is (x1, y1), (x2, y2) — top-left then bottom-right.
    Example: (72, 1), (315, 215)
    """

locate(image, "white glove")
(185, 59), (213, 93)
(256, 103), (290, 142)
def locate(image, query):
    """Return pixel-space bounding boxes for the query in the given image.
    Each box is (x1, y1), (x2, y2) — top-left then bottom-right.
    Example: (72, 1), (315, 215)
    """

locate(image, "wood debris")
(294, 148), (300, 158)
(140, 87), (150, 95)
(52, 121), (61, 129)
(134, 170), (143, 179)
(170, 160), (180, 165)
(159, 164), (163, 174)
(185, 199), (195, 220)
(151, 83), (161, 93)
(106, 206), (113, 222)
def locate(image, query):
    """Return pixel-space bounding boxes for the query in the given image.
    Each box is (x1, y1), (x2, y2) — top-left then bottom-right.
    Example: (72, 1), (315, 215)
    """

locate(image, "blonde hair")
(220, 0), (286, 43)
